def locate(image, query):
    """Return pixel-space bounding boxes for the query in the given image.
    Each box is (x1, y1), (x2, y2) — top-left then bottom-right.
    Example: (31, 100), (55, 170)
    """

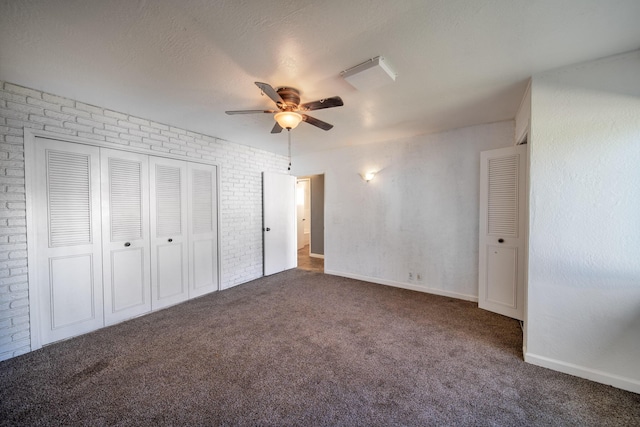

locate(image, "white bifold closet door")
(28, 135), (220, 348)
(30, 139), (104, 345)
(149, 157), (189, 310)
(101, 149), (151, 325)
(187, 163), (219, 298)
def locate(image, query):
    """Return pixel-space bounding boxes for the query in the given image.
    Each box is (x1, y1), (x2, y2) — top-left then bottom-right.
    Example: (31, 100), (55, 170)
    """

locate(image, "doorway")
(296, 174), (324, 273)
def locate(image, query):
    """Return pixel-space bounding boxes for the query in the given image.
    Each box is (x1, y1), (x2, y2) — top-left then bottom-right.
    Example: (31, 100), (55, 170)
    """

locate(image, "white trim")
(214, 163), (222, 292)
(515, 79), (531, 122)
(296, 177), (311, 253)
(309, 253), (324, 259)
(325, 270), (478, 302)
(516, 122), (529, 145)
(525, 352), (640, 394)
(522, 132), (531, 359)
(515, 79), (531, 145)
(24, 132), (42, 351)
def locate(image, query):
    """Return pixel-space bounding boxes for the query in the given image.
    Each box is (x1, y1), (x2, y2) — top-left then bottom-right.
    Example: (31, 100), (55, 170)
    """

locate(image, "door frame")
(516, 129), (530, 355)
(296, 173), (326, 260)
(308, 173), (325, 260)
(296, 177), (310, 250)
(25, 128), (222, 350)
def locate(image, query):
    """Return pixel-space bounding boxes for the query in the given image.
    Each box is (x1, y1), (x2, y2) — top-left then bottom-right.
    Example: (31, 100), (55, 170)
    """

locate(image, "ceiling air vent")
(341, 56), (397, 91)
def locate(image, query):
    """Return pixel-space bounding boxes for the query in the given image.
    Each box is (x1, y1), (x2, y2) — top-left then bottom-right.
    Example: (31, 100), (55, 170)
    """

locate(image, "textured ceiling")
(1, 0), (639, 155)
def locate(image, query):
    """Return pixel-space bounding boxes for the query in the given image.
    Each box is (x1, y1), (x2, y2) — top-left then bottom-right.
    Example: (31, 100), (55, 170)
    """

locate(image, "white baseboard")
(324, 270), (478, 302)
(309, 253), (324, 259)
(525, 352), (640, 394)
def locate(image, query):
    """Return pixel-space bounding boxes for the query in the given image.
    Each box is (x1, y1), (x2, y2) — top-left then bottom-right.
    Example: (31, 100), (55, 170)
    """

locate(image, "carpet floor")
(1, 269), (638, 426)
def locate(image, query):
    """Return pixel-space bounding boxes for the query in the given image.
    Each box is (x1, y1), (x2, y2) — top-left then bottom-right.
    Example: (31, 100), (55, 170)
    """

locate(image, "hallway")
(297, 245), (323, 273)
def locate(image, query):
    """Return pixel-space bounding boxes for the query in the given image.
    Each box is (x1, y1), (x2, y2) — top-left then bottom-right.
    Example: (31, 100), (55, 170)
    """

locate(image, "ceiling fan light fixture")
(274, 111), (303, 130)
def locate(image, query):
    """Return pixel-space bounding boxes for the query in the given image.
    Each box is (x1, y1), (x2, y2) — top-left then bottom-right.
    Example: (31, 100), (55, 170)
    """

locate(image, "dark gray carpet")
(1, 269), (638, 426)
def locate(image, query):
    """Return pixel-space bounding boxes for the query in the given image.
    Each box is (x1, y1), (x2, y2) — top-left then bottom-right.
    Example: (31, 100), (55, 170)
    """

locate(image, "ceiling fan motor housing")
(276, 87), (301, 110)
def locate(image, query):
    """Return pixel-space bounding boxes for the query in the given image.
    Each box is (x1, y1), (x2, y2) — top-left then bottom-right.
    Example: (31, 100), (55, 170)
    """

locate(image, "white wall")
(292, 121), (513, 300)
(526, 51), (640, 393)
(0, 81), (288, 361)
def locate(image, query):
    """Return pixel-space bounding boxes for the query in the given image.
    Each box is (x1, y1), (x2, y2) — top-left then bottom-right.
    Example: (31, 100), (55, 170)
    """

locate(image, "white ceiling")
(1, 0), (639, 156)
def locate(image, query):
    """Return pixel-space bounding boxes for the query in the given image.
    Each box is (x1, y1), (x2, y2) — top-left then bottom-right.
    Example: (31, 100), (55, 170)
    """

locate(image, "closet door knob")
(168, 238), (173, 243)
(498, 238), (504, 243)
(124, 242), (131, 247)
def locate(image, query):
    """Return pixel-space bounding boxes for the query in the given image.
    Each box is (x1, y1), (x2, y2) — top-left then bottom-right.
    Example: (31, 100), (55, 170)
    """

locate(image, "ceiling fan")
(225, 82), (343, 133)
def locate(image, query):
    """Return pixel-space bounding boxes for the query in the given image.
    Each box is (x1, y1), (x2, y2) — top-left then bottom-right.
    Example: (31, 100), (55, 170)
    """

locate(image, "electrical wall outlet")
(408, 272), (413, 281)
(417, 273), (422, 281)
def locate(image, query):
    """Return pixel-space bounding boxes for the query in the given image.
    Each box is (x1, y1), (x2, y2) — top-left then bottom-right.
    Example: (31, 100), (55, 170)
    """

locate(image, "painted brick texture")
(0, 81), (288, 361)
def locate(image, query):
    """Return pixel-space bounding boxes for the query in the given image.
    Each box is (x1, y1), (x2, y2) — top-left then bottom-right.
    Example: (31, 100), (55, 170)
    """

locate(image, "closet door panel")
(110, 248), (146, 310)
(150, 157), (189, 309)
(49, 255), (95, 328)
(101, 149), (151, 325)
(192, 240), (215, 289)
(156, 244), (185, 299)
(188, 163), (219, 297)
(30, 138), (104, 345)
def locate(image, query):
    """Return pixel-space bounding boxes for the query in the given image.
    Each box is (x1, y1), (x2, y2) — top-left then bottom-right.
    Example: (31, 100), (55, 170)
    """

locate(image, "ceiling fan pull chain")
(288, 129), (292, 171)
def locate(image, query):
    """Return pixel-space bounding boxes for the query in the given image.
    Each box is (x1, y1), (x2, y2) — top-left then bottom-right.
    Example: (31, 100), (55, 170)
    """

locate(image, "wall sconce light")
(362, 171), (376, 182)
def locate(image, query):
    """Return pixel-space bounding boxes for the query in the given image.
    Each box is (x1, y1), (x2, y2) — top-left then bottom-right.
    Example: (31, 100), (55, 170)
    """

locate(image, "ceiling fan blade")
(255, 82), (285, 108)
(225, 109), (277, 115)
(302, 114), (333, 131)
(299, 96), (344, 111)
(271, 122), (283, 134)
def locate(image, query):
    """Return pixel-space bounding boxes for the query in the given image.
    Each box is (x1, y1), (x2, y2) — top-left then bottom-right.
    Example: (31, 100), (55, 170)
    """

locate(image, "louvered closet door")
(101, 148), (151, 325)
(149, 157), (189, 309)
(478, 145), (527, 320)
(188, 163), (219, 297)
(30, 138), (104, 345)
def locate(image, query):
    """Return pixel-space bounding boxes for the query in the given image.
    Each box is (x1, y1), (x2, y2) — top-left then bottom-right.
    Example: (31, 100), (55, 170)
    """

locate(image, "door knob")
(168, 238), (173, 243)
(265, 227), (271, 231)
(498, 238), (504, 243)
(124, 242), (131, 247)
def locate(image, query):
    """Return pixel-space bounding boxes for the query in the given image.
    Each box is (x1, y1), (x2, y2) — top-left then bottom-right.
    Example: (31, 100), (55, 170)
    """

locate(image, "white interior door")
(296, 179), (306, 250)
(187, 162), (219, 298)
(479, 145), (527, 320)
(150, 157), (189, 309)
(101, 148), (151, 325)
(263, 172), (297, 275)
(28, 138), (104, 345)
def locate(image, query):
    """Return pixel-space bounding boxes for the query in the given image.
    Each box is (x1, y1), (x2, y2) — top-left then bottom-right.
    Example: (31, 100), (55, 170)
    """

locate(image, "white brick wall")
(0, 81), (289, 361)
